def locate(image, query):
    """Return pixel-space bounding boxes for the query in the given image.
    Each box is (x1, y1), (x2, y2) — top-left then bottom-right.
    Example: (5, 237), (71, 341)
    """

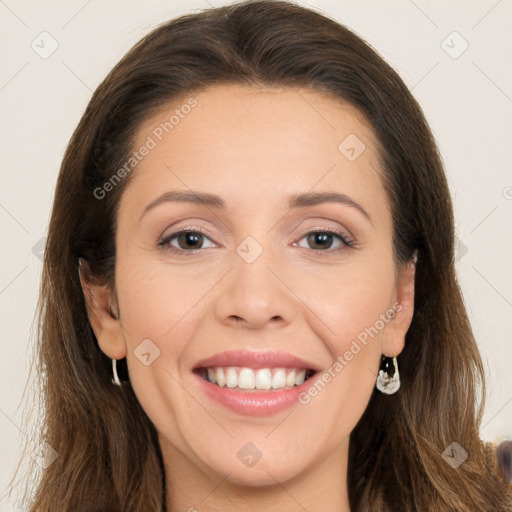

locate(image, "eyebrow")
(139, 189), (371, 223)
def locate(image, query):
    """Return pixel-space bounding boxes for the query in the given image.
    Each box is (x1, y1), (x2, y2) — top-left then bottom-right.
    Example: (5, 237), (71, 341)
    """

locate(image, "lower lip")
(193, 371), (315, 417)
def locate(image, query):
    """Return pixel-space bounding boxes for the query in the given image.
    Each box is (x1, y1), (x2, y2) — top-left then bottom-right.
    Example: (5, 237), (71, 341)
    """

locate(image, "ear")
(78, 258), (126, 360)
(381, 254), (417, 358)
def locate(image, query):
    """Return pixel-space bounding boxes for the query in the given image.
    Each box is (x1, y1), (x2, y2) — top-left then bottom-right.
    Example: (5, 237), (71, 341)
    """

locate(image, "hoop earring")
(376, 355), (400, 394)
(112, 359), (122, 387)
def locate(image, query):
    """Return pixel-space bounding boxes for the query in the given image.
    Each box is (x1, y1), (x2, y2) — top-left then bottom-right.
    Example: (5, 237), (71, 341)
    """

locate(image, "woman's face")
(87, 84), (415, 486)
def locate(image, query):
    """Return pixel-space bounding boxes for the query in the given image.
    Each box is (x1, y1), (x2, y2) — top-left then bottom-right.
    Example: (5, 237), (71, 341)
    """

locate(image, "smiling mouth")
(195, 366), (316, 391)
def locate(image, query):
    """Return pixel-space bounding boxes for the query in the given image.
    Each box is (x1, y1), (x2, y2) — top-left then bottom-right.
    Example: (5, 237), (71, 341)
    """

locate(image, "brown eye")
(307, 232), (335, 250)
(296, 230), (353, 252)
(159, 229), (215, 252)
(177, 232), (203, 249)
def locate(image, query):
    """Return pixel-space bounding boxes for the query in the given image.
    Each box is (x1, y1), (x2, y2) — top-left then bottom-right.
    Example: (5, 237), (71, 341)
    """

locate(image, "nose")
(213, 245), (298, 330)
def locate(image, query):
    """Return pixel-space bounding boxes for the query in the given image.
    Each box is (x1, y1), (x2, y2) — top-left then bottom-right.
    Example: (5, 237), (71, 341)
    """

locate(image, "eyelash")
(157, 227), (355, 255)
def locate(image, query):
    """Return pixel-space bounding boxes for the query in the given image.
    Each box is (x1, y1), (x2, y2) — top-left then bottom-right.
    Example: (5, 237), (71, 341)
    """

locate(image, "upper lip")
(193, 349), (322, 372)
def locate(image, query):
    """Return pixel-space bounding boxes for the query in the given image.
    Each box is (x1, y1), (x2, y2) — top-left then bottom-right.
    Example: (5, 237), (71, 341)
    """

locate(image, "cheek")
(296, 255), (395, 401)
(113, 259), (212, 448)
(293, 276), (393, 447)
(112, 258), (199, 409)
(115, 257), (208, 340)
(301, 257), (396, 350)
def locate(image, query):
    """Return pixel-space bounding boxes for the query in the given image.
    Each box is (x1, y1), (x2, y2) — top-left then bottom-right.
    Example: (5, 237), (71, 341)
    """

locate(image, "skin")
(81, 84), (416, 512)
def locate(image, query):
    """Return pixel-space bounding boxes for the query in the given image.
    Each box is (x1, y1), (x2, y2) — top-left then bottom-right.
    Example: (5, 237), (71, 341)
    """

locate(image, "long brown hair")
(12, 1), (511, 510)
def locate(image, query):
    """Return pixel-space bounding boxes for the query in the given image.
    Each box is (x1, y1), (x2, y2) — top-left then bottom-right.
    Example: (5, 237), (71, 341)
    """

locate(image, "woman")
(15, 0), (512, 510)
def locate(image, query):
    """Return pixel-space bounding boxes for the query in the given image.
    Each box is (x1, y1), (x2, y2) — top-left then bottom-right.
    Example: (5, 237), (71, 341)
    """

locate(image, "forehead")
(122, 84), (386, 216)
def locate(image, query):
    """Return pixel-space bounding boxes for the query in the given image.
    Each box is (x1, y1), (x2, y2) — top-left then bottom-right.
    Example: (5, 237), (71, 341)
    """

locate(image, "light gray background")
(1, 0), (511, 509)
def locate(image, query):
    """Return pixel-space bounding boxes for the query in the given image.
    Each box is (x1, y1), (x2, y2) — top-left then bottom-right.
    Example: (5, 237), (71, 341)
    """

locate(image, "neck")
(160, 436), (352, 512)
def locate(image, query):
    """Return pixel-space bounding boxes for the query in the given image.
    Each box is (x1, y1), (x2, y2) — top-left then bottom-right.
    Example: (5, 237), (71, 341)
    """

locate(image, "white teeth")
(238, 368), (256, 389)
(215, 367), (225, 387)
(295, 369), (306, 385)
(271, 368), (287, 389)
(201, 366), (311, 390)
(255, 369), (272, 389)
(207, 368), (216, 384)
(203, 366), (306, 390)
(225, 367), (238, 388)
